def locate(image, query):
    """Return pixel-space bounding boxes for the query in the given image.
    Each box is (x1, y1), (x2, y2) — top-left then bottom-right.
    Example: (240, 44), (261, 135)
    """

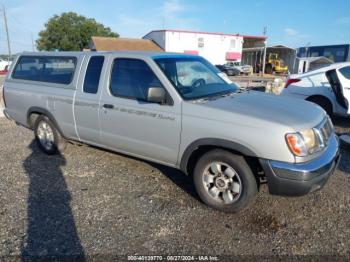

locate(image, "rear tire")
(193, 149), (258, 213)
(34, 115), (66, 155)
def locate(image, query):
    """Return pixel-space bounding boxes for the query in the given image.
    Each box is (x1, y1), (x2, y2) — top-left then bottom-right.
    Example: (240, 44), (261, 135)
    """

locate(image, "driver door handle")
(103, 104), (114, 109)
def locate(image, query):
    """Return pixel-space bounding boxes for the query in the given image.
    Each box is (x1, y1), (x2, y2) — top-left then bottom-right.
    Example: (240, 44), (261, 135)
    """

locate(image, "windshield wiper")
(191, 90), (236, 103)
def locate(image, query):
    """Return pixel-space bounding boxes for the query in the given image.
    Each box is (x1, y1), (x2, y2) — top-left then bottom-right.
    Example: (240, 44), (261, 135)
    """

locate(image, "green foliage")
(36, 12), (119, 51)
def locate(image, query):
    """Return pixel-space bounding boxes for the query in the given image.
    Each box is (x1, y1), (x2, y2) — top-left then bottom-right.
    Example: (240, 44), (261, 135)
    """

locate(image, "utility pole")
(2, 5), (11, 62)
(262, 26), (267, 75)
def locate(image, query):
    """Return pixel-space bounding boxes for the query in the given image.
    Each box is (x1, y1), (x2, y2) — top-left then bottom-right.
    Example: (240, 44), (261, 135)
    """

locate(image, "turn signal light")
(285, 133), (307, 156)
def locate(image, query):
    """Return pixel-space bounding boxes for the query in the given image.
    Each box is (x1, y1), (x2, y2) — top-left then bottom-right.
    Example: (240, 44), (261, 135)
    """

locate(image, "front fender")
(179, 138), (257, 173)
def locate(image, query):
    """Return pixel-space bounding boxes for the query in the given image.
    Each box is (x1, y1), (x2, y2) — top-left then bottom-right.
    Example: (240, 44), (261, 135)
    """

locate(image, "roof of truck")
(18, 51), (199, 60)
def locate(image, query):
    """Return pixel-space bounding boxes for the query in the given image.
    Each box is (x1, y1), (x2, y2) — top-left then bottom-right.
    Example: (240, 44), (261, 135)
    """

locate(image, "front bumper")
(260, 134), (340, 196)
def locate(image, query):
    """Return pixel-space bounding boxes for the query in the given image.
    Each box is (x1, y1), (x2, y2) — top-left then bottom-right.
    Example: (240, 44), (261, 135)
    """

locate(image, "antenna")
(31, 33), (35, 51)
(263, 26), (267, 36)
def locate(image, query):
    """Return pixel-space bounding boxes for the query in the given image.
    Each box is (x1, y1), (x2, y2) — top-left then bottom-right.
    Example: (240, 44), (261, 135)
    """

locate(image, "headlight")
(286, 128), (320, 157)
(300, 129), (318, 153)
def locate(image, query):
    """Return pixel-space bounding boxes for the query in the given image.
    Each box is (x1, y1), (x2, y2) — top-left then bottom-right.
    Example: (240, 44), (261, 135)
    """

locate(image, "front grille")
(322, 118), (333, 143)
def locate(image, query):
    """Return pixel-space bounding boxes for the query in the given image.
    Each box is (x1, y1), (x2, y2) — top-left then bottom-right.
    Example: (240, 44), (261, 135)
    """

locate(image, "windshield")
(155, 56), (238, 100)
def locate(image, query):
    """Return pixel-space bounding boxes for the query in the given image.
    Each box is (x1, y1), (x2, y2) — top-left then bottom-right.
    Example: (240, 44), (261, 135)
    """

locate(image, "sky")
(1, 0), (350, 54)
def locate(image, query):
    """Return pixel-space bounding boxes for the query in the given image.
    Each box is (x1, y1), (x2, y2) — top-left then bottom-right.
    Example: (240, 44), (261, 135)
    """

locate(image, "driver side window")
(110, 58), (164, 101)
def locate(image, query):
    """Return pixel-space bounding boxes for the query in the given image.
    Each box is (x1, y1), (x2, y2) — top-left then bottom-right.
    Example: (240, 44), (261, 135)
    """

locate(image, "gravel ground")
(0, 117), (350, 260)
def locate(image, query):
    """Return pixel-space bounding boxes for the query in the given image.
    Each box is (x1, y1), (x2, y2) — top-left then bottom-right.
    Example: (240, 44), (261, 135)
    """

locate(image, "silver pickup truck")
(3, 51), (340, 212)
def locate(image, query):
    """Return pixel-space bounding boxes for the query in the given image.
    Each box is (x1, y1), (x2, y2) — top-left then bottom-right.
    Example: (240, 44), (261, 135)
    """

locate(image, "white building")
(143, 29), (248, 65)
(294, 56), (333, 74)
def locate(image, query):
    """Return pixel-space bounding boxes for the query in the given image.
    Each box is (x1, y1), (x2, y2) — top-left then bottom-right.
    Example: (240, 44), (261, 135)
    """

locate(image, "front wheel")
(193, 149), (258, 213)
(34, 115), (66, 155)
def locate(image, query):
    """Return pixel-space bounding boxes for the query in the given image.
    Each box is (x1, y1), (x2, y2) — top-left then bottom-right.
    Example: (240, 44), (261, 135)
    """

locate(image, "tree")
(36, 12), (119, 51)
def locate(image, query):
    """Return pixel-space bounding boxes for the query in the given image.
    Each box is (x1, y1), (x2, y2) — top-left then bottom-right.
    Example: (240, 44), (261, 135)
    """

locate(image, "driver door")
(99, 57), (182, 165)
(326, 67), (350, 114)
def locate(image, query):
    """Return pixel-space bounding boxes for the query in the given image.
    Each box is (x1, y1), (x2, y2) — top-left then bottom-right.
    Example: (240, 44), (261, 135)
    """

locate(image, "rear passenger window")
(13, 56), (76, 85)
(110, 58), (163, 100)
(83, 56), (104, 94)
(339, 66), (350, 80)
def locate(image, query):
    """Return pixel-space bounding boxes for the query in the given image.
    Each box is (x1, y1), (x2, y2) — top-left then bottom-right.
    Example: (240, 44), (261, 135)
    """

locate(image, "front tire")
(193, 149), (258, 213)
(34, 115), (66, 155)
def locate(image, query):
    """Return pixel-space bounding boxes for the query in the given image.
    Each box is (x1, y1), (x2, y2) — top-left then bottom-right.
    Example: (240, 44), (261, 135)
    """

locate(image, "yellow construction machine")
(265, 53), (288, 74)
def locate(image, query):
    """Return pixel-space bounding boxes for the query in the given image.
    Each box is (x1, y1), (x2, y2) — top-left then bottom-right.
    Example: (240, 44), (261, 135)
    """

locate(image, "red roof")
(143, 29), (267, 40)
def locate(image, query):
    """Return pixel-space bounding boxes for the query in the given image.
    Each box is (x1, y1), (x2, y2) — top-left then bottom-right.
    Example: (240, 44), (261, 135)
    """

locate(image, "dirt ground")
(0, 116), (350, 260)
(1, 75), (350, 260)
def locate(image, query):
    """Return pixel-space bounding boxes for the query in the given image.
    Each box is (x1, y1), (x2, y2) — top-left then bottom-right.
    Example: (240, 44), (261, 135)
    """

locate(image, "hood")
(186, 91), (325, 131)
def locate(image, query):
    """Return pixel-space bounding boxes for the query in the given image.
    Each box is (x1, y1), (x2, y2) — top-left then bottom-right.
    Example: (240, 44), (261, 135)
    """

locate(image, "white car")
(0, 59), (11, 71)
(225, 62), (252, 75)
(281, 62), (350, 117)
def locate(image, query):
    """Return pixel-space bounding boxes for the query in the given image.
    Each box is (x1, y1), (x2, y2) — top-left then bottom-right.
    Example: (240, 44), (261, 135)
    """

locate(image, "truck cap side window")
(110, 58), (164, 101)
(83, 56), (104, 94)
(12, 56), (76, 85)
(12, 57), (44, 81)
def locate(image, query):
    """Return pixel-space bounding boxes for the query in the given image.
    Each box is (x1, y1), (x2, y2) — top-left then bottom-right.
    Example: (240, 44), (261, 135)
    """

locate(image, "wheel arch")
(306, 94), (334, 114)
(180, 138), (258, 175)
(27, 107), (65, 137)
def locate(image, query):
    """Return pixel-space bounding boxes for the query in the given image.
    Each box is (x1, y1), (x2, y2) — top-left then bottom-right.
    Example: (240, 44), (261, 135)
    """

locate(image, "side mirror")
(147, 87), (166, 104)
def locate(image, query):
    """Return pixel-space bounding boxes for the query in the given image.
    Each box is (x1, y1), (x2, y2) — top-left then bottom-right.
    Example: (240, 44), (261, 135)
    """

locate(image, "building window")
(198, 37), (204, 48)
(230, 39), (236, 49)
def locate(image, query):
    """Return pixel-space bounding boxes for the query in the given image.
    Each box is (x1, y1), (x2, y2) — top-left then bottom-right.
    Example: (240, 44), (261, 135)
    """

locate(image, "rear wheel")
(193, 149), (258, 213)
(34, 115), (66, 155)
